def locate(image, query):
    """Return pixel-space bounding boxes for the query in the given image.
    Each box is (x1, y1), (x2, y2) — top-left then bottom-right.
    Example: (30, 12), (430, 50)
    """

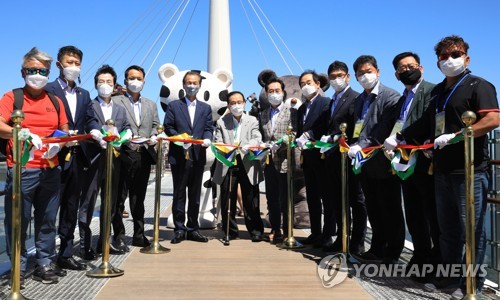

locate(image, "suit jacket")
(45, 79), (99, 167)
(397, 80), (436, 174)
(113, 94), (160, 163)
(163, 98), (214, 165)
(259, 103), (292, 173)
(354, 83), (402, 178)
(87, 97), (131, 163)
(213, 113), (263, 186)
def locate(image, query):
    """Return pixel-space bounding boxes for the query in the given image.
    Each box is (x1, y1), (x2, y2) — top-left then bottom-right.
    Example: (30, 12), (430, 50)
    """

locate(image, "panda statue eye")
(179, 89), (185, 99)
(204, 91), (210, 101)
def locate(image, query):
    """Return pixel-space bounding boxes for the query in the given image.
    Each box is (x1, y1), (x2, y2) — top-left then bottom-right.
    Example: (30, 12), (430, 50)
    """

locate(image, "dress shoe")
(96, 243), (126, 255)
(114, 238), (131, 252)
(132, 236), (151, 248)
(80, 248), (97, 261)
(251, 234), (264, 243)
(351, 251), (382, 263)
(187, 230), (208, 242)
(50, 262), (67, 277)
(32, 264), (59, 284)
(301, 234), (321, 245)
(58, 256), (87, 271)
(171, 231), (186, 244)
(323, 242), (342, 252)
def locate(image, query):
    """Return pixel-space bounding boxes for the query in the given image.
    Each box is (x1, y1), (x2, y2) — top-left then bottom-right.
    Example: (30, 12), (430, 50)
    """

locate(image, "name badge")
(435, 111), (445, 137)
(390, 120), (404, 137)
(353, 120), (364, 138)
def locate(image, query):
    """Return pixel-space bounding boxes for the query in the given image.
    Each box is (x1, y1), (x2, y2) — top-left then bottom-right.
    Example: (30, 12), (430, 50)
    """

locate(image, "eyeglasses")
(397, 63), (420, 73)
(22, 67), (49, 76)
(229, 101), (244, 105)
(329, 73), (347, 80)
(438, 50), (466, 61)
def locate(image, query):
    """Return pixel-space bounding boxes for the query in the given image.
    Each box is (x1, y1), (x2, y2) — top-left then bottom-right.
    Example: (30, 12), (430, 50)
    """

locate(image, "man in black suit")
(347, 55), (403, 264)
(45, 46), (100, 271)
(295, 70), (331, 247)
(318, 61), (367, 254)
(384, 52), (440, 279)
(164, 71), (214, 244)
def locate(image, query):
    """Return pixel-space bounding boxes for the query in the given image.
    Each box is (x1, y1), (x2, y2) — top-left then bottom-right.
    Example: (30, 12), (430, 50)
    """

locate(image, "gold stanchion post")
(278, 125), (304, 249)
(340, 123), (349, 255)
(7, 110), (27, 300)
(141, 125), (171, 254)
(462, 111), (477, 300)
(87, 119), (124, 278)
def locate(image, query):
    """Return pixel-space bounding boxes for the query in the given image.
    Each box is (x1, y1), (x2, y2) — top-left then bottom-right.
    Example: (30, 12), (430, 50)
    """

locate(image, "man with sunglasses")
(0, 47), (69, 284)
(45, 46), (100, 272)
(383, 52), (440, 282)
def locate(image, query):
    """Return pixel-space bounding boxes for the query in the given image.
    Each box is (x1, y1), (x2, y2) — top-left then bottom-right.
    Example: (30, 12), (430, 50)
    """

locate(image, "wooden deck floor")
(96, 215), (372, 299)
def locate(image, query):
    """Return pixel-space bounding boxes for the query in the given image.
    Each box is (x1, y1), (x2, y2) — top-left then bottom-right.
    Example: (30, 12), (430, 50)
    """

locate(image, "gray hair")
(22, 47), (53, 68)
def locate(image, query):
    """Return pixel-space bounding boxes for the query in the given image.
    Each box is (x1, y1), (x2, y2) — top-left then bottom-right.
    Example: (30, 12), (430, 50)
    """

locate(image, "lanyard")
(436, 73), (470, 113)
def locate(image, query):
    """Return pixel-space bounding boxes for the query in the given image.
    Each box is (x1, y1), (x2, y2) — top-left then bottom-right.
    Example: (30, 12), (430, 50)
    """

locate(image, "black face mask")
(398, 68), (421, 86)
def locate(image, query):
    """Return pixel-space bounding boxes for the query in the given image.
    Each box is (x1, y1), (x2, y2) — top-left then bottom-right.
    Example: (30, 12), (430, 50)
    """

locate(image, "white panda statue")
(158, 63), (233, 229)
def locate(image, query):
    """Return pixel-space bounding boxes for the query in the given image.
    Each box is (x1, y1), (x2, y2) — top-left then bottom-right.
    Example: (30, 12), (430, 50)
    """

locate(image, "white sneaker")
(450, 288), (464, 300)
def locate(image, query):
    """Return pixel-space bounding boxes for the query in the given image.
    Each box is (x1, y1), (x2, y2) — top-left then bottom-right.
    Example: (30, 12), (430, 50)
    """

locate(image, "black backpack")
(0, 88), (60, 156)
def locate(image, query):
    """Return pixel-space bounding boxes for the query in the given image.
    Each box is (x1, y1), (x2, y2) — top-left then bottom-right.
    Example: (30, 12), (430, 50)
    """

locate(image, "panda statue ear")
(158, 63), (180, 83)
(212, 68), (233, 88)
(318, 73), (331, 92)
(258, 69), (277, 87)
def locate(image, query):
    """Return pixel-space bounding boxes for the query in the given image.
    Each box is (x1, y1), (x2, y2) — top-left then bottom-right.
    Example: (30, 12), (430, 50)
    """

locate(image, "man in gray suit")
(213, 91), (265, 241)
(113, 65), (160, 247)
(384, 52), (440, 280)
(347, 55), (403, 264)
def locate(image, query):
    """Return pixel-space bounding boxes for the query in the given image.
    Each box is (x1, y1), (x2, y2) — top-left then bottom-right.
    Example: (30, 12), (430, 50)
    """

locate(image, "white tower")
(208, 0), (232, 90)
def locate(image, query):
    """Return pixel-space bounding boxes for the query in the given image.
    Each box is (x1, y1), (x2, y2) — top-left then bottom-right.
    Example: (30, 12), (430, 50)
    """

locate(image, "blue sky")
(1, 0), (499, 121)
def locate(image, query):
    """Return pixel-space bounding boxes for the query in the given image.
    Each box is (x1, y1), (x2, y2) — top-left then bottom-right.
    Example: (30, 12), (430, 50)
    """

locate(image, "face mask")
(398, 69), (421, 86)
(357, 73), (378, 90)
(62, 65), (81, 82)
(25, 74), (48, 89)
(97, 84), (114, 98)
(268, 93), (283, 106)
(330, 78), (347, 92)
(127, 79), (144, 93)
(230, 104), (244, 117)
(184, 84), (200, 96)
(439, 57), (466, 77)
(301, 84), (317, 98)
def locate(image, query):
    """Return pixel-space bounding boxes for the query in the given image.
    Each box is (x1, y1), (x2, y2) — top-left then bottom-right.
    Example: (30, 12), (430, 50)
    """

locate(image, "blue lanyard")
(436, 73), (470, 113)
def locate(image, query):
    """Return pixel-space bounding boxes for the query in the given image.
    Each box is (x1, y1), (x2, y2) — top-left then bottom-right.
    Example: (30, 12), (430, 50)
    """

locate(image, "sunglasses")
(438, 51), (466, 61)
(23, 67), (49, 76)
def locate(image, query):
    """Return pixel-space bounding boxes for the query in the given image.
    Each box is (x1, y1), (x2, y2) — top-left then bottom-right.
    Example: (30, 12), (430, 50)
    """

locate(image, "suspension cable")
(172, 0), (200, 63)
(240, 0), (269, 68)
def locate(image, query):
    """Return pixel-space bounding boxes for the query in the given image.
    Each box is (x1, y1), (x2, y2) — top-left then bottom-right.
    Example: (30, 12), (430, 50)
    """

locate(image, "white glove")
(18, 128), (31, 141)
(434, 133), (455, 149)
(260, 142), (269, 149)
(43, 143), (60, 159)
(295, 133), (309, 149)
(332, 134), (340, 142)
(320, 135), (331, 143)
(282, 135), (289, 145)
(383, 134), (399, 151)
(270, 142), (280, 152)
(240, 145), (249, 155)
(65, 140), (78, 147)
(90, 129), (103, 142)
(384, 149), (395, 160)
(122, 129), (133, 141)
(348, 144), (362, 159)
(148, 135), (158, 146)
(68, 129), (78, 135)
(201, 139), (211, 148)
(30, 133), (43, 150)
(157, 132), (167, 139)
(99, 139), (107, 149)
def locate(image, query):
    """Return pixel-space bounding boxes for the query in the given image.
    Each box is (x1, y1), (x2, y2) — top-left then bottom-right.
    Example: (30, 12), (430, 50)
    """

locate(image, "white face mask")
(127, 79), (144, 93)
(301, 84), (317, 98)
(330, 78), (347, 92)
(439, 57), (466, 77)
(268, 93), (283, 106)
(62, 65), (81, 82)
(230, 104), (244, 117)
(184, 84), (200, 96)
(97, 84), (114, 98)
(25, 74), (48, 89)
(357, 73), (378, 90)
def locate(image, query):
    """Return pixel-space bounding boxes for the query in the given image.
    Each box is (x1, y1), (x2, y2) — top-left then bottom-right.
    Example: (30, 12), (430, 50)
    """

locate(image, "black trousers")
(264, 157), (288, 234)
(220, 155), (264, 237)
(117, 147), (152, 241)
(58, 148), (86, 258)
(325, 154), (367, 252)
(359, 174), (404, 260)
(171, 159), (204, 232)
(402, 172), (441, 265)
